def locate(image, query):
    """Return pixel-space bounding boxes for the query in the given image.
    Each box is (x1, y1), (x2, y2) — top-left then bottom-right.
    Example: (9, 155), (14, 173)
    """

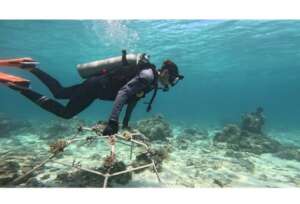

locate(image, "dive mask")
(159, 74), (184, 92)
(169, 74), (184, 87)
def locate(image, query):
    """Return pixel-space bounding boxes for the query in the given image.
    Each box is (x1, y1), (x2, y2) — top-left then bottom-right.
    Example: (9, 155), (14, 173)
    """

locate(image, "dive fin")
(0, 72), (30, 88)
(0, 57), (34, 66)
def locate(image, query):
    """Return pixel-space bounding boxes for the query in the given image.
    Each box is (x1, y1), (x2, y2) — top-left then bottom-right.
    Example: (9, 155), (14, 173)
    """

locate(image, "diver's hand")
(103, 120), (119, 136)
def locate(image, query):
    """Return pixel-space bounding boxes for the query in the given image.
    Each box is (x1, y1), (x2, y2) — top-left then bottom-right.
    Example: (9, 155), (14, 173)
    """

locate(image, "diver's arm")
(103, 69), (154, 135)
(109, 70), (153, 122)
(122, 99), (138, 128)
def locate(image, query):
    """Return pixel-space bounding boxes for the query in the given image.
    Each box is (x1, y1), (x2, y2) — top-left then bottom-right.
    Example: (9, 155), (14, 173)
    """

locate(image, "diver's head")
(158, 60), (184, 91)
(256, 107), (264, 114)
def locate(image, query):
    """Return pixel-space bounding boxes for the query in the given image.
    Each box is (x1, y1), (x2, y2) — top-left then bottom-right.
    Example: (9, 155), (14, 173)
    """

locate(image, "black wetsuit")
(15, 67), (155, 126)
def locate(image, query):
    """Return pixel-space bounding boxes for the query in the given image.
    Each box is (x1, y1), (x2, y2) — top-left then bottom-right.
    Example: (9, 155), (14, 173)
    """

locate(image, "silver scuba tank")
(77, 53), (144, 79)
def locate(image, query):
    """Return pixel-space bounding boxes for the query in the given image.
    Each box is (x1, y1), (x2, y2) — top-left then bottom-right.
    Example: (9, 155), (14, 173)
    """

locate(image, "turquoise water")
(1, 20), (300, 130)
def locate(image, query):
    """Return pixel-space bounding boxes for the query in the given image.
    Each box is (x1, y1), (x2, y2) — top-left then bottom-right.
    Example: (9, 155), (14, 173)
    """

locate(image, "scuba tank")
(77, 51), (146, 79)
(77, 50), (158, 112)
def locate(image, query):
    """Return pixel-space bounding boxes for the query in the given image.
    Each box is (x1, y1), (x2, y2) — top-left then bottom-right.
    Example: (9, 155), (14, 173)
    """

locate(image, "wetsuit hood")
(161, 60), (184, 87)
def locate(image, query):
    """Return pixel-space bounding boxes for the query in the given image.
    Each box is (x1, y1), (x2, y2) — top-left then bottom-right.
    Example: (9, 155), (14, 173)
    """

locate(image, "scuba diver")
(0, 50), (184, 136)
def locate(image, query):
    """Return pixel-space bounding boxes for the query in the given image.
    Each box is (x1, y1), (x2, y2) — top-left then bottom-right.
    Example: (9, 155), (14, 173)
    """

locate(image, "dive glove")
(103, 120), (119, 136)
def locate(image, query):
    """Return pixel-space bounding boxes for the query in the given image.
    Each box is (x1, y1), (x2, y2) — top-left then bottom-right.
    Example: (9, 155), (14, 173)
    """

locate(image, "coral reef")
(56, 170), (103, 187)
(0, 114), (11, 136)
(132, 147), (169, 173)
(55, 161), (132, 187)
(275, 149), (300, 162)
(178, 127), (208, 142)
(136, 115), (172, 141)
(241, 107), (265, 134)
(105, 161), (132, 185)
(49, 139), (68, 154)
(0, 160), (20, 186)
(174, 127), (209, 150)
(214, 124), (283, 154)
(22, 177), (46, 187)
(213, 108), (283, 155)
(46, 122), (71, 138)
(33, 118), (89, 140)
(121, 129), (150, 143)
(0, 113), (31, 137)
(40, 118), (86, 140)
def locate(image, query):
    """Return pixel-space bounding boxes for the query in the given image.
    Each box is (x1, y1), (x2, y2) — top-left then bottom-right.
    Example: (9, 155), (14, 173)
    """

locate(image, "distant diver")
(0, 50), (184, 136)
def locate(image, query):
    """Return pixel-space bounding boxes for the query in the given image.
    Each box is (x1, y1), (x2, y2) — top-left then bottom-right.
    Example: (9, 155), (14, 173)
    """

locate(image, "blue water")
(1, 20), (300, 130)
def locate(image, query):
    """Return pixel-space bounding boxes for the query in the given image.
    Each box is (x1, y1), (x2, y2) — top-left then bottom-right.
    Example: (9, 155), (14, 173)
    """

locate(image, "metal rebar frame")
(12, 125), (162, 188)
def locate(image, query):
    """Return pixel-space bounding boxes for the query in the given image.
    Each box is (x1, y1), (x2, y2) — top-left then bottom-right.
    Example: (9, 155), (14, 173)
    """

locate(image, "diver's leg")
(52, 84), (82, 99)
(46, 75), (106, 99)
(30, 68), (81, 99)
(59, 91), (96, 119)
(7, 81), (97, 119)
